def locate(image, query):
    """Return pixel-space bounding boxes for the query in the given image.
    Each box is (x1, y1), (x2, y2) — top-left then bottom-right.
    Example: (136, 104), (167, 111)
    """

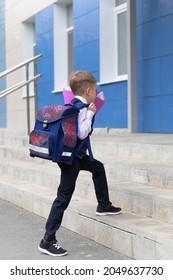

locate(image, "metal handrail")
(0, 54), (42, 78)
(0, 54), (43, 134)
(0, 74), (42, 98)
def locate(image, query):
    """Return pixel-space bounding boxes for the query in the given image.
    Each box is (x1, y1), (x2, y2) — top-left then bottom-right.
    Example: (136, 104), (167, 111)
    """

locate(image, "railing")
(0, 54), (42, 134)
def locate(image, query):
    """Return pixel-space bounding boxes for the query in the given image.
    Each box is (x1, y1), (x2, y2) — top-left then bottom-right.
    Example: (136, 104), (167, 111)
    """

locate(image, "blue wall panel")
(0, 0), (6, 128)
(74, 9), (99, 47)
(74, 40), (99, 79)
(161, 15), (173, 56)
(143, 20), (162, 60)
(162, 95), (173, 132)
(96, 82), (127, 128)
(137, 98), (144, 132)
(137, 0), (173, 132)
(160, 0), (173, 17)
(162, 55), (173, 95)
(143, 97), (162, 132)
(73, 0), (99, 77)
(73, 0), (99, 18)
(143, 58), (161, 97)
(35, 5), (58, 109)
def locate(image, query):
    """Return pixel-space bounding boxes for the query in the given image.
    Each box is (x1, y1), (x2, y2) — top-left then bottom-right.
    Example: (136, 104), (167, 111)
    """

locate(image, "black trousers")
(44, 155), (110, 241)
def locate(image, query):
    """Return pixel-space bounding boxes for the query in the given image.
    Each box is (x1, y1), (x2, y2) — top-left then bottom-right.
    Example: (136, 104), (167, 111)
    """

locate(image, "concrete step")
(1, 145), (173, 189)
(2, 128), (173, 165)
(0, 157), (60, 188)
(92, 134), (173, 165)
(104, 158), (173, 188)
(0, 174), (173, 259)
(0, 129), (28, 146)
(74, 180), (173, 225)
(0, 145), (50, 164)
(0, 156), (173, 225)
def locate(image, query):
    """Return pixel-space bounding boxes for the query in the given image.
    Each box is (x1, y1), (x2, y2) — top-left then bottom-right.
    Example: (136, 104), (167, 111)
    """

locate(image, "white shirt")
(75, 95), (95, 140)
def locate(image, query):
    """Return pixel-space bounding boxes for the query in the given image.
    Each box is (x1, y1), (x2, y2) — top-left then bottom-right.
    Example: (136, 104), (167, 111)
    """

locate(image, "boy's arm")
(77, 107), (95, 140)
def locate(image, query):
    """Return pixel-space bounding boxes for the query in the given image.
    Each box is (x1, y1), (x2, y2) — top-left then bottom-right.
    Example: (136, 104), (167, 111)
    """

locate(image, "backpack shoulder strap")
(75, 136), (94, 161)
(70, 98), (94, 161)
(70, 98), (89, 110)
(66, 98), (94, 161)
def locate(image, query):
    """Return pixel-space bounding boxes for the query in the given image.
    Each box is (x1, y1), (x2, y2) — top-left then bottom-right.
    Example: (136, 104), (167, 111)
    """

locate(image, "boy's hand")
(88, 102), (96, 113)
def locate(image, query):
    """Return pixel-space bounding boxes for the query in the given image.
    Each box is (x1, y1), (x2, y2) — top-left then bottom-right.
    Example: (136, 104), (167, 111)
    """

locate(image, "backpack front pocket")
(29, 130), (55, 160)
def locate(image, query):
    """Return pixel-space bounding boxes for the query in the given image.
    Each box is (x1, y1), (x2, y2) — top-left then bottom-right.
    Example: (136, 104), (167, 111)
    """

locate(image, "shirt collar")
(74, 95), (88, 104)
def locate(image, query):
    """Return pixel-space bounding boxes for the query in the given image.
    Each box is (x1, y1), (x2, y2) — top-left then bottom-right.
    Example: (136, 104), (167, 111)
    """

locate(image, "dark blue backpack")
(29, 99), (94, 164)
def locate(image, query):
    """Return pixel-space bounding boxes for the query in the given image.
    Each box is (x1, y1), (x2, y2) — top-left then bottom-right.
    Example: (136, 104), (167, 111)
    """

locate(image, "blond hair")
(69, 70), (96, 96)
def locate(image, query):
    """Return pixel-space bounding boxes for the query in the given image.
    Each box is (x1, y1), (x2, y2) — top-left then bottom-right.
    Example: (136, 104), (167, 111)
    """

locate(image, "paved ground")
(0, 198), (130, 260)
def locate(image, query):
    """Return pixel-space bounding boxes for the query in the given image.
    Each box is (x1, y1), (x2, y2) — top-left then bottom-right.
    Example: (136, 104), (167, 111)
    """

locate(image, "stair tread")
(1, 157), (173, 200)
(2, 128), (173, 144)
(0, 174), (173, 247)
(0, 154), (58, 171)
(1, 144), (173, 168)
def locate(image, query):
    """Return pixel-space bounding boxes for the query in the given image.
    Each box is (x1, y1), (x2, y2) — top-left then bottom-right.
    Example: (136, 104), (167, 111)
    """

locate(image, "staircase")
(1, 128), (173, 259)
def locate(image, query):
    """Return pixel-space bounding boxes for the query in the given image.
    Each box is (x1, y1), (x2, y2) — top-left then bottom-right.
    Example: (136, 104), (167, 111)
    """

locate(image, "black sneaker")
(96, 203), (121, 216)
(38, 239), (67, 257)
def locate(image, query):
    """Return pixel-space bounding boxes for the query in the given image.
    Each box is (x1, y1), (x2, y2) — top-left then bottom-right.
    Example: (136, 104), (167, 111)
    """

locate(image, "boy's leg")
(80, 155), (110, 207)
(80, 155), (121, 215)
(44, 158), (80, 242)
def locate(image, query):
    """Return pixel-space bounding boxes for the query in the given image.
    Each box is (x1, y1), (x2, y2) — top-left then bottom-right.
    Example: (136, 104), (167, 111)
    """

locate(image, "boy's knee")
(95, 160), (105, 171)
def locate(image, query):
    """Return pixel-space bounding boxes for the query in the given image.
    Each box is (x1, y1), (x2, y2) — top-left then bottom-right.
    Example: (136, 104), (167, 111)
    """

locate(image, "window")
(115, 0), (126, 6)
(99, 0), (127, 84)
(53, 1), (73, 92)
(114, 1), (127, 78)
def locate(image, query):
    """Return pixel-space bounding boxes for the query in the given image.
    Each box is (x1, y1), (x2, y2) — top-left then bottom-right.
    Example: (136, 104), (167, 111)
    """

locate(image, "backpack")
(29, 99), (94, 165)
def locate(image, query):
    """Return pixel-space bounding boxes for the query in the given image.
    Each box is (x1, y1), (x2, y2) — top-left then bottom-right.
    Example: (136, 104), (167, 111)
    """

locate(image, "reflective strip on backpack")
(61, 152), (72, 157)
(29, 144), (49, 155)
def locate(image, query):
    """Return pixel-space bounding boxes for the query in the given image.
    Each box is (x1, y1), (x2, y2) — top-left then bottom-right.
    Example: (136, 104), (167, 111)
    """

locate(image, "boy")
(38, 70), (121, 257)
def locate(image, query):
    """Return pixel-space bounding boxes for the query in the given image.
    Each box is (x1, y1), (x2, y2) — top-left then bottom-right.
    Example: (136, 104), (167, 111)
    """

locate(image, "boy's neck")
(75, 93), (89, 103)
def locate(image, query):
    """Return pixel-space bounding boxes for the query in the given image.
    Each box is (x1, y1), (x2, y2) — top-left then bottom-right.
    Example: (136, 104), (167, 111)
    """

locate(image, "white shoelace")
(53, 243), (61, 250)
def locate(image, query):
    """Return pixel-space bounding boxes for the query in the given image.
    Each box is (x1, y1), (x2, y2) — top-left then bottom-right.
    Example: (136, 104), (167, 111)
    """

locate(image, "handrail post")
(26, 63), (30, 135)
(34, 59), (37, 119)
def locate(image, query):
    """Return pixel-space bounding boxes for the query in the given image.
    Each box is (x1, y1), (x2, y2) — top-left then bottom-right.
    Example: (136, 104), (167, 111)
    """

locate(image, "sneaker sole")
(96, 210), (122, 216)
(38, 246), (67, 257)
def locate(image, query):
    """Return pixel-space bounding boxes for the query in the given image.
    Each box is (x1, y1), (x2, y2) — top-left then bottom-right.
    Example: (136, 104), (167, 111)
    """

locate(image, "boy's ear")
(86, 87), (91, 95)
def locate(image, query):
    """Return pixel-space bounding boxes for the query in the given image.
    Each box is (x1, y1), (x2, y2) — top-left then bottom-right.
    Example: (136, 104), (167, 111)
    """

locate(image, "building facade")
(0, 0), (6, 128)
(1, 0), (173, 133)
